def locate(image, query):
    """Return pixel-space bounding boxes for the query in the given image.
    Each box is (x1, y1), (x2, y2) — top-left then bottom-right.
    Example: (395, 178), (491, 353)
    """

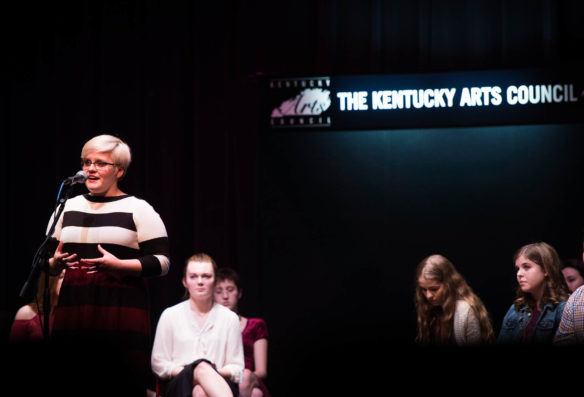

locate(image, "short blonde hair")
(81, 134), (132, 175)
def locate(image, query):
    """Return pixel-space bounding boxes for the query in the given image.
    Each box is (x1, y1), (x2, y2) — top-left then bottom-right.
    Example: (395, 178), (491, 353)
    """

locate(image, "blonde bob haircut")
(81, 134), (132, 177)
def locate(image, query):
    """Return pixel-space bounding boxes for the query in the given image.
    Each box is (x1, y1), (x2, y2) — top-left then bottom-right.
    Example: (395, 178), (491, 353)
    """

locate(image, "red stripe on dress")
(54, 305), (150, 334)
(62, 267), (147, 288)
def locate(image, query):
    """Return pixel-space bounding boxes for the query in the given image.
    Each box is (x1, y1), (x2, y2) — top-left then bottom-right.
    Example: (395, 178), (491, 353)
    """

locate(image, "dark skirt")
(164, 359), (238, 397)
(52, 269), (152, 393)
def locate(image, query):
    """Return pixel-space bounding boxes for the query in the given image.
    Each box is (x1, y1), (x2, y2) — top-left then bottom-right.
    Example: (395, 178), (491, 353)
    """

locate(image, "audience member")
(553, 285), (584, 345)
(415, 254), (495, 346)
(498, 242), (569, 344)
(151, 253), (244, 397)
(9, 270), (65, 342)
(215, 268), (270, 397)
(561, 258), (584, 293)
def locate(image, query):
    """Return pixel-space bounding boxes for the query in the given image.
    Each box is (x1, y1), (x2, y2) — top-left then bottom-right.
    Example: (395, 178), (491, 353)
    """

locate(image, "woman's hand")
(239, 369), (260, 397)
(217, 366), (235, 379)
(171, 366), (185, 377)
(81, 244), (118, 273)
(49, 240), (78, 272)
(81, 245), (142, 275)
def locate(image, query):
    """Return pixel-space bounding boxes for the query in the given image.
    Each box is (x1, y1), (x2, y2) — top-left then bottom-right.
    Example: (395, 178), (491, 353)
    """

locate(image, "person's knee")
(193, 361), (215, 382)
(192, 384), (208, 397)
(250, 387), (264, 397)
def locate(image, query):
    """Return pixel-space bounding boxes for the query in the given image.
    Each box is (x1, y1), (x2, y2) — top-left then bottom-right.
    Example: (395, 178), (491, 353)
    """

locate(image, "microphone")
(64, 170), (88, 185)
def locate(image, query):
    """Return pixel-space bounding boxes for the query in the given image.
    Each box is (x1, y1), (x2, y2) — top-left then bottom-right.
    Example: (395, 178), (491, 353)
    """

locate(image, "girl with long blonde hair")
(415, 254), (495, 346)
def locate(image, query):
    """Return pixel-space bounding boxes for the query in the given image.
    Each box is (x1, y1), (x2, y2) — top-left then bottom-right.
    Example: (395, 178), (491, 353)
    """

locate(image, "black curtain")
(1, 0), (264, 324)
(2, 1), (584, 396)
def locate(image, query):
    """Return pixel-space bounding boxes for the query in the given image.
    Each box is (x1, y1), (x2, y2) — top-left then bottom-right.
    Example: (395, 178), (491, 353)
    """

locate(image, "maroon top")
(9, 313), (53, 342)
(522, 306), (541, 343)
(242, 318), (270, 397)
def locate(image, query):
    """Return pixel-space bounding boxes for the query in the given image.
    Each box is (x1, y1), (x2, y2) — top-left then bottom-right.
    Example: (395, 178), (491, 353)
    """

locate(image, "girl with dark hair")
(561, 258), (584, 293)
(215, 268), (270, 397)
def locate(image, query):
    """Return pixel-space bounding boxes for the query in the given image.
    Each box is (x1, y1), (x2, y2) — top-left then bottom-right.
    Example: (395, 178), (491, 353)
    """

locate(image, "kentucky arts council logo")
(269, 77), (332, 128)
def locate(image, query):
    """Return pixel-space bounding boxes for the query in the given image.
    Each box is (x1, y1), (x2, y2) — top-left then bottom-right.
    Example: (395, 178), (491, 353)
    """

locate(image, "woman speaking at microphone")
(47, 134), (170, 395)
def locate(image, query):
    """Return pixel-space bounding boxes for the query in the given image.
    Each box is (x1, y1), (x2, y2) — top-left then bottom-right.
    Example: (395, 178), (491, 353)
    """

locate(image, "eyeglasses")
(81, 159), (119, 170)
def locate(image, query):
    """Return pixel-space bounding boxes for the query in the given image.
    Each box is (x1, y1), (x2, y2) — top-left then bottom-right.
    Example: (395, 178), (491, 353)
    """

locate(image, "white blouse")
(151, 300), (244, 383)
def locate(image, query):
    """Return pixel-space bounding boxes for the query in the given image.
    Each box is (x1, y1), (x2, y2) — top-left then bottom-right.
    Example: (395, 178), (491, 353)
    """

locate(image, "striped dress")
(49, 193), (170, 387)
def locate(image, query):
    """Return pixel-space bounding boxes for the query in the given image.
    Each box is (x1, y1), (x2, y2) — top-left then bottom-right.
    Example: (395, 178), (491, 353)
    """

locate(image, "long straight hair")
(513, 242), (569, 309)
(415, 254), (495, 345)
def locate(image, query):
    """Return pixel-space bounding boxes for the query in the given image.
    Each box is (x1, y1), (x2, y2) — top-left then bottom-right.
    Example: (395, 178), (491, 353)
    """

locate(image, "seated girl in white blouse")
(151, 253), (244, 397)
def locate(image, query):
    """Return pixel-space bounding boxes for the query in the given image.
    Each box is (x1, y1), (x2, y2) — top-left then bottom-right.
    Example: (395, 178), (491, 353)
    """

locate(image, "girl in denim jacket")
(498, 242), (570, 345)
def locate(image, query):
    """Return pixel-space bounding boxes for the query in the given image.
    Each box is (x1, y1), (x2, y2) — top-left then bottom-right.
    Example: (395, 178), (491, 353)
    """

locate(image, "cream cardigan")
(453, 300), (482, 346)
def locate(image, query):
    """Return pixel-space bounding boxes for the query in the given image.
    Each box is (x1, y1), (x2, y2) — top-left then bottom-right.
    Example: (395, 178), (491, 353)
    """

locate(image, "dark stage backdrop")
(259, 122), (584, 394)
(2, 1), (584, 396)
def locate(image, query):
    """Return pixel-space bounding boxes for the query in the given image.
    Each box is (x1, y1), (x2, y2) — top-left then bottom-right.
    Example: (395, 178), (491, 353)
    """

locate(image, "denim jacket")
(498, 301), (566, 345)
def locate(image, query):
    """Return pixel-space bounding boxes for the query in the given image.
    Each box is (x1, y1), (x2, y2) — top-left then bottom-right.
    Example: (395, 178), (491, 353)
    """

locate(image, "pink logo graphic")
(271, 88), (331, 117)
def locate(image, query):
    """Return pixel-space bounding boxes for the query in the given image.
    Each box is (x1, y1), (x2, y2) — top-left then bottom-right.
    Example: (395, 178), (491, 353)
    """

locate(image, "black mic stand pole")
(19, 182), (74, 341)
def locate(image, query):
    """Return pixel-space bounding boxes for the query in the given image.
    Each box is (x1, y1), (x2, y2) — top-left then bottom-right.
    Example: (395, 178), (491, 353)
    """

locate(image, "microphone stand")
(19, 180), (76, 341)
